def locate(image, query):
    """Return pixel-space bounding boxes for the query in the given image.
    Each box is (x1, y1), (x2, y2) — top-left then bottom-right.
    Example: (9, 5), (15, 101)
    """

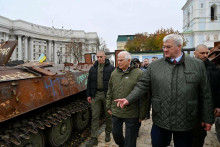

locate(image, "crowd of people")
(86, 34), (220, 147)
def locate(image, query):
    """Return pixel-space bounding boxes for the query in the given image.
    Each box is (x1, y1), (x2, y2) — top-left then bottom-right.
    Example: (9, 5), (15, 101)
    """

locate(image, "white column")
(29, 38), (33, 61)
(24, 36), (28, 61)
(53, 42), (58, 64)
(18, 35), (22, 60)
(5, 34), (9, 41)
(47, 40), (52, 62)
(11, 35), (16, 60)
(0, 32), (2, 42)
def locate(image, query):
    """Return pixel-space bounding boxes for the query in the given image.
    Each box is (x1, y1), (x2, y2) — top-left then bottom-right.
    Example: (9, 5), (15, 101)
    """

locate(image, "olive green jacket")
(126, 54), (214, 131)
(106, 65), (148, 119)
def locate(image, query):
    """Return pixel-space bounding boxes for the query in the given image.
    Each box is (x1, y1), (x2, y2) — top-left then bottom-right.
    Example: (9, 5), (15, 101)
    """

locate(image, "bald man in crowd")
(193, 44), (220, 146)
(86, 50), (114, 147)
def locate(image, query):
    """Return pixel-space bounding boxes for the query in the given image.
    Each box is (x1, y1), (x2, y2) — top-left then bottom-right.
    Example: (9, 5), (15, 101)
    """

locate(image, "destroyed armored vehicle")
(0, 40), (93, 147)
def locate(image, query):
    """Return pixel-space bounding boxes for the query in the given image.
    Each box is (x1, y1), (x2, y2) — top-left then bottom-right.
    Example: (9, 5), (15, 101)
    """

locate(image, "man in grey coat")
(115, 34), (214, 147)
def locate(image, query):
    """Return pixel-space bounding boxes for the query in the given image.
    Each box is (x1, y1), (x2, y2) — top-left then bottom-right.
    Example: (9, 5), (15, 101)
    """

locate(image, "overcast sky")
(0, 0), (187, 51)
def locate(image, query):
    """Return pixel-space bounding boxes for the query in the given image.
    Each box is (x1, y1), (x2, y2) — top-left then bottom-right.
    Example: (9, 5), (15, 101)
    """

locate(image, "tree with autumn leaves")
(125, 28), (187, 51)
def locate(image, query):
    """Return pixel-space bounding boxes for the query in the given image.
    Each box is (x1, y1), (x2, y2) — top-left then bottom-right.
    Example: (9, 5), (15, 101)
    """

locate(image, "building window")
(206, 35), (210, 41)
(187, 11), (190, 27)
(201, 3), (203, 8)
(214, 34), (218, 41)
(211, 4), (217, 21)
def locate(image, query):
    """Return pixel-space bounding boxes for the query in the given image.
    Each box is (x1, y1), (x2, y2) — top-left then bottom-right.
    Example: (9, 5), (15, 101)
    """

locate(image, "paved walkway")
(81, 118), (220, 147)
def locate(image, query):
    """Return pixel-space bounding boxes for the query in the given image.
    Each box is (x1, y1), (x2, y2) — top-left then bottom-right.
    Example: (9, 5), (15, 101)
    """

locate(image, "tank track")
(66, 126), (91, 146)
(0, 100), (90, 147)
(66, 112), (106, 147)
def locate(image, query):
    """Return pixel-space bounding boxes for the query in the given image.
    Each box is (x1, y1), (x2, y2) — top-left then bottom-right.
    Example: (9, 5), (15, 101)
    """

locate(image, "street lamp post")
(56, 50), (61, 64)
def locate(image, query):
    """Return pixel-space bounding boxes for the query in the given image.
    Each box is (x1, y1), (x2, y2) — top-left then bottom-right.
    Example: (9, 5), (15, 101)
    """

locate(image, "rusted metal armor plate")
(31, 67), (56, 76)
(209, 41), (220, 67)
(0, 68), (89, 122)
(0, 41), (18, 65)
(19, 61), (54, 68)
(0, 67), (39, 82)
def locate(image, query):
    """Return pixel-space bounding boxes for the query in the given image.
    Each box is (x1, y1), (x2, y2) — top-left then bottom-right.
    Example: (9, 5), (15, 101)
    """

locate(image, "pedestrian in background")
(140, 58), (149, 71)
(115, 34), (214, 147)
(151, 56), (158, 62)
(140, 57), (151, 119)
(106, 51), (147, 147)
(192, 44), (220, 146)
(131, 57), (141, 68)
(131, 58), (149, 137)
(86, 50), (114, 147)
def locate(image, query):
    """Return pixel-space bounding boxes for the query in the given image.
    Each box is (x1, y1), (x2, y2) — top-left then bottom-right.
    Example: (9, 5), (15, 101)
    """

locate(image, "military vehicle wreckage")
(0, 40), (93, 147)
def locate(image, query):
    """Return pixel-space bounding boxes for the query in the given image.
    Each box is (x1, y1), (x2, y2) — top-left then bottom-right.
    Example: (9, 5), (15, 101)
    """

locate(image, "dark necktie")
(173, 60), (177, 64)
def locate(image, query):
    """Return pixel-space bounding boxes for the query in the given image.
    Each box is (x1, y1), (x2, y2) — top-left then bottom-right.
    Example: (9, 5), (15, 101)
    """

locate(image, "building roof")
(117, 35), (135, 42)
(182, 0), (192, 10)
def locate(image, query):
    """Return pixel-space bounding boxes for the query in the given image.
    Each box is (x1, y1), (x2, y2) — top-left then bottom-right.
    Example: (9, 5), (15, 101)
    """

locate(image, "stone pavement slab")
(80, 118), (220, 147)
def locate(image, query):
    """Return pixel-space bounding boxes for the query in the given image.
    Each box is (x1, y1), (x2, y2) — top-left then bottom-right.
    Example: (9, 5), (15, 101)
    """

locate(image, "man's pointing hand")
(114, 98), (129, 108)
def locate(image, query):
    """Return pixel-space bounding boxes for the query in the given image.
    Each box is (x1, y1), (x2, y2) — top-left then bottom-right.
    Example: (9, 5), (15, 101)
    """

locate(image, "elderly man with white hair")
(106, 51), (147, 147)
(115, 34), (214, 147)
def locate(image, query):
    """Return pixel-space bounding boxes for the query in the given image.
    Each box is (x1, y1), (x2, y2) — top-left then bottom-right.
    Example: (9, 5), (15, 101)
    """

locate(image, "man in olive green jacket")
(115, 34), (214, 147)
(106, 51), (147, 147)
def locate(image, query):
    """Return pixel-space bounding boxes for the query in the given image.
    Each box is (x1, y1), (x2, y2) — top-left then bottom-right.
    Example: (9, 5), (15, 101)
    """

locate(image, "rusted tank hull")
(0, 40), (94, 146)
(209, 41), (220, 68)
(0, 68), (88, 123)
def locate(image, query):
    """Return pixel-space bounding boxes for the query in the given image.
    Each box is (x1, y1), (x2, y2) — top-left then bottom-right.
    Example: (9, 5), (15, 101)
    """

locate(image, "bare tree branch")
(66, 38), (85, 64)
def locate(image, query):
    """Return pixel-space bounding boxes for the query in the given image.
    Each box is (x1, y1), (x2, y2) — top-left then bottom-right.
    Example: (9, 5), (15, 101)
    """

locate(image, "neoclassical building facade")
(182, 0), (220, 49)
(0, 15), (99, 64)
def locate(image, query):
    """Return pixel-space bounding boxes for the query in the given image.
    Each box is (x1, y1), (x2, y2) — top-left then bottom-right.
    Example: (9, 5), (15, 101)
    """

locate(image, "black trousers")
(151, 124), (193, 147)
(192, 123), (207, 147)
(112, 115), (138, 147)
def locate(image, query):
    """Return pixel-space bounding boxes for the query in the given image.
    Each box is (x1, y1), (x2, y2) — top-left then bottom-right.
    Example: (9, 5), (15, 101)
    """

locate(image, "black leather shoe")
(145, 113), (150, 119)
(105, 133), (111, 142)
(86, 137), (98, 147)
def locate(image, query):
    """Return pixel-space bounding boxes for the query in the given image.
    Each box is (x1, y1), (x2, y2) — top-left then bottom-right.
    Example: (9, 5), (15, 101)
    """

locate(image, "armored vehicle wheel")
(73, 107), (91, 130)
(13, 130), (45, 147)
(47, 116), (73, 147)
(0, 141), (10, 147)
